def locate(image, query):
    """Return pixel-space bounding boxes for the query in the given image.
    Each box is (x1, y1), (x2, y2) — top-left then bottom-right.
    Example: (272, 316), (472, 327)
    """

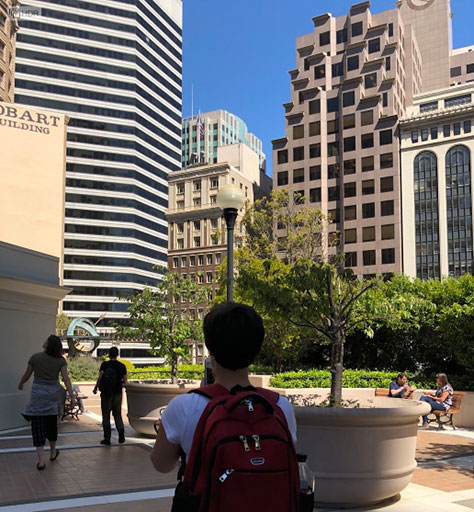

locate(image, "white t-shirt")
(161, 392), (297, 459)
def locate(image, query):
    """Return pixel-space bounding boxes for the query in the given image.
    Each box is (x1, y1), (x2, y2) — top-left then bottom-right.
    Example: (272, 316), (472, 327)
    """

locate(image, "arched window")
(414, 151), (440, 279)
(446, 145), (473, 277)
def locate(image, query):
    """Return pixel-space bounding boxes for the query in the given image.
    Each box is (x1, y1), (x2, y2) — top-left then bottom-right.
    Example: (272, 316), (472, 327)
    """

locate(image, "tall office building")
(273, 0), (474, 279)
(182, 109), (266, 171)
(0, 0), (18, 102)
(14, 0), (183, 326)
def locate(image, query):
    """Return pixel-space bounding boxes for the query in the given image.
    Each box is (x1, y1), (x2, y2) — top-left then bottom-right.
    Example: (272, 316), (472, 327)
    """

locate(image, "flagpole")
(191, 84), (194, 121)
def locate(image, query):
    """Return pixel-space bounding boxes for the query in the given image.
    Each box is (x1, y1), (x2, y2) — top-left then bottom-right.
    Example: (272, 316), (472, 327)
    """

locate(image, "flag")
(197, 115), (204, 137)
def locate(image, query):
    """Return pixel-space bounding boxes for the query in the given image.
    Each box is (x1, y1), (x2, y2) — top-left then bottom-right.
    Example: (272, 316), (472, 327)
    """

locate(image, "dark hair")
(44, 335), (63, 358)
(397, 372), (407, 380)
(109, 346), (119, 359)
(203, 302), (265, 371)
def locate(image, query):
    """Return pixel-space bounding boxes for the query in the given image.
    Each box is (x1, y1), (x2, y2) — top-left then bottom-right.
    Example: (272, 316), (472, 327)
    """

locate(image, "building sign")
(0, 104), (61, 135)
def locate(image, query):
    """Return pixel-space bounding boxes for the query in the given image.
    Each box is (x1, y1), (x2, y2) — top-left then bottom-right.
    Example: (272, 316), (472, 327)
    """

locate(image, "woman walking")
(18, 335), (75, 470)
(419, 373), (454, 429)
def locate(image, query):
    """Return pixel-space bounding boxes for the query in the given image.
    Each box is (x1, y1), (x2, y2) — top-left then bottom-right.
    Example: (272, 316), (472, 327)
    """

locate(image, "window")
(181, 257), (187, 267)
(344, 136), (356, 152)
(277, 150), (288, 164)
(361, 133), (374, 149)
(206, 272), (213, 283)
(309, 144), (321, 158)
(380, 129), (393, 145)
(363, 250), (376, 266)
(198, 255), (204, 266)
(443, 125), (450, 137)
(314, 65), (325, 79)
(177, 239), (184, 249)
(379, 153), (393, 169)
(343, 91), (355, 107)
(328, 186), (339, 201)
(347, 55), (359, 72)
(211, 218), (218, 229)
(420, 101), (438, 113)
(351, 21), (363, 37)
(327, 97), (339, 113)
(320, 31), (330, 46)
(309, 121), (321, 136)
(468, 63), (474, 74)
(328, 142), (339, 157)
(381, 224), (395, 240)
(343, 114), (355, 131)
(453, 123), (461, 136)
(177, 200), (184, 210)
(294, 191), (305, 204)
(365, 73), (377, 89)
(345, 205), (356, 220)
(385, 56), (391, 71)
(310, 187), (321, 203)
(198, 273), (204, 284)
(293, 168), (305, 183)
(362, 156), (374, 172)
(293, 146), (304, 161)
(293, 125), (304, 139)
(362, 203), (375, 218)
(210, 178), (218, 189)
(345, 252), (358, 267)
(277, 171), (288, 186)
(368, 38), (380, 54)
(309, 99), (321, 115)
(336, 28), (347, 44)
(383, 92), (388, 107)
(464, 120), (472, 133)
(210, 195), (217, 205)
(207, 254), (213, 265)
(193, 198), (201, 207)
(328, 164), (339, 179)
(382, 248), (395, 264)
(190, 256), (196, 266)
(332, 62), (343, 77)
(193, 180), (201, 192)
(381, 200), (394, 216)
(193, 220), (201, 231)
(173, 257), (178, 268)
(345, 228), (357, 243)
(450, 66), (462, 78)
(445, 94), (471, 108)
(310, 165), (321, 180)
(344, 182), (357, 198)
(363, 226), (376, 242)
(421, 129), (428, 141)
(361, 110), (373, 126)
(431, 127), (438, 139)
(176, 182), (184, 194)
(388, 23), (394, 37)
(412, 131), (419, 143)
(344, 159), (356, 175)
(362, 179), (375, 195)
(216, 253), (221, 264)
(177, 223), (184, 233)
(194, 236), (201, 248)
(327, 119), (339, 134)
(380, 176), (394, 193)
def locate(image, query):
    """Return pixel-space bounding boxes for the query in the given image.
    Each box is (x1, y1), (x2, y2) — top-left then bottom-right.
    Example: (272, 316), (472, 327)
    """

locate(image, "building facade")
(401, 84), (474, 279)
(273, 0), (474, 279)
(0, 0), (18, 102)
(182, 109), (266, 171)
(14, 0), (182, 328)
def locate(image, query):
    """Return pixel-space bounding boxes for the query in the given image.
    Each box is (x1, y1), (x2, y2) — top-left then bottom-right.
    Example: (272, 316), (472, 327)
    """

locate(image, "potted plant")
(120, 270), (209, 436)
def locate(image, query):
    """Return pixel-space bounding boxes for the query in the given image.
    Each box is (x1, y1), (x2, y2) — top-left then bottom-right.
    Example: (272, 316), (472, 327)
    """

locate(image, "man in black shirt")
(93, 347), (127, 445)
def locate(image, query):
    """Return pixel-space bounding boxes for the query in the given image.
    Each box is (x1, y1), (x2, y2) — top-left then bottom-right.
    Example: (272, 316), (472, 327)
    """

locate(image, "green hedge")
(67, 356), (101, 382)
(270, 369), (435, 390)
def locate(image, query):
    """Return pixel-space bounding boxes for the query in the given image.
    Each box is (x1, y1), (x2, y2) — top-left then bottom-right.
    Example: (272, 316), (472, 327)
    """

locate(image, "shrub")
(270, 369), (436, 390)
(66, 356), (101, 382)
(128, 364), (204, 381)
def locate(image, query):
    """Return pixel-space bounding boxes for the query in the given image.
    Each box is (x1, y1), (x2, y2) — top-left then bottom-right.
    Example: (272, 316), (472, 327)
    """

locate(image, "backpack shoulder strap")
(189, 383), (230, 399)
(256, 387), (280, 405)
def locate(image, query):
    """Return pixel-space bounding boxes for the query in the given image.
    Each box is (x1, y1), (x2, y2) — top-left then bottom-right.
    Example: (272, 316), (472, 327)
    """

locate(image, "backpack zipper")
(240, 435), (250, 451)
(252, 434), (261, 450)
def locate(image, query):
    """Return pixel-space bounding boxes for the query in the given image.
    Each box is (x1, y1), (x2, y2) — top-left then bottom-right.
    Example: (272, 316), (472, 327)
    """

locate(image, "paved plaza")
(0, 386), (472, 512)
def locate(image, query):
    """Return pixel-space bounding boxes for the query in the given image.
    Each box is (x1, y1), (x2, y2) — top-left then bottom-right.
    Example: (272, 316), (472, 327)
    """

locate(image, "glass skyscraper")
(14, 0), (182, 327)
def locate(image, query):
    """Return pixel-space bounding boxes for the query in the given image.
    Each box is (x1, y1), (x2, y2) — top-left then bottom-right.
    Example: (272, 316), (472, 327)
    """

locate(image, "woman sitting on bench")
(420, 373), (454, 429)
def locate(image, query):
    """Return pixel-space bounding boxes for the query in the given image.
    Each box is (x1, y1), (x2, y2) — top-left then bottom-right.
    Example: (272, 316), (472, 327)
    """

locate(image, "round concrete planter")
(125, 381), (200, 437)
(294, 397), (431, 507)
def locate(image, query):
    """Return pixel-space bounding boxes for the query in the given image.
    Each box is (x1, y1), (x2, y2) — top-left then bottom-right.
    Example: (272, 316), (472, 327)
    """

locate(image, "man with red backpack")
(150, 303), (299, 512)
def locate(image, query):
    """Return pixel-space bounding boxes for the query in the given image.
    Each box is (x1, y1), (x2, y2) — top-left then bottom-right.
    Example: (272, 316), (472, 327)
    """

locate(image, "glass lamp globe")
(216, 184), (246, 210)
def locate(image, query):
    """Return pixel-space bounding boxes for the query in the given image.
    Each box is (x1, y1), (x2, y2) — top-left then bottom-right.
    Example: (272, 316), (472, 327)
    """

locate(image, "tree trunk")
(171, 356), (178, 385)
(329, 330), (344, 407)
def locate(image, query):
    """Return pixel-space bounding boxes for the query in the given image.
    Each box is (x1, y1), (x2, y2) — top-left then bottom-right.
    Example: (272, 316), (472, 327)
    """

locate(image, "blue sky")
(182, 0), (474, 175)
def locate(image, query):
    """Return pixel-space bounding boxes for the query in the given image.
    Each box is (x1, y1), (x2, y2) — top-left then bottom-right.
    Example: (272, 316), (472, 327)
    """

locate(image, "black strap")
(229, 384), (257, 395)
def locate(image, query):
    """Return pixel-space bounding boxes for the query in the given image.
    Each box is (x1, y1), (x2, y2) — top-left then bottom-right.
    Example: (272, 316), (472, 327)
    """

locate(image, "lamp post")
(216, 184), (246, 302)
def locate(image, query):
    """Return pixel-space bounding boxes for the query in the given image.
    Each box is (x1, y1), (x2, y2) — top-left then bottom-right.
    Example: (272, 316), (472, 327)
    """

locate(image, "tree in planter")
(237, 257), (381, 405)
(119, 271), (209, 384)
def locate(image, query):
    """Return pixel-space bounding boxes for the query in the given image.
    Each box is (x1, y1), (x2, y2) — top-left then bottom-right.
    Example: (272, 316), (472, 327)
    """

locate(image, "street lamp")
(217, 184), (246, 302)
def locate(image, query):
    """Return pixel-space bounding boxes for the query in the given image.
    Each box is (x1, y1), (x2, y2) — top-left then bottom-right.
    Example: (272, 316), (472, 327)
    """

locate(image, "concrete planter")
(294, 397), (430, 507)
(125, 381), (200, 436)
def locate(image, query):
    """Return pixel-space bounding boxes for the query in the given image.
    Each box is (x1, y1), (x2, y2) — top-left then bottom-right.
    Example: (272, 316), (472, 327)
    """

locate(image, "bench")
(62, 391), (88, 421)
(428, 391), (466, 430)
(375, 388), (414, 399)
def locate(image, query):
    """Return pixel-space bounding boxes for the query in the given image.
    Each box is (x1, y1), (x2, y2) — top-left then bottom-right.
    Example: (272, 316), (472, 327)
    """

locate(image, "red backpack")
(171, 384), (300, 512)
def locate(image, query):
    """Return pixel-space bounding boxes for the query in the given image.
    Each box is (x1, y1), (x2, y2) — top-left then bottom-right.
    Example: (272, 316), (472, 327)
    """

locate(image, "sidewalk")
(0, 400), (472, 512)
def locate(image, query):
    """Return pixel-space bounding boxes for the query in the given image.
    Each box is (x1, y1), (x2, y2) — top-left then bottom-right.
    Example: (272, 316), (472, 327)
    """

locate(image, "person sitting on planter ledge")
(389, 372), (417, 399)
(419, 373), (454, 429)
(150, 302), (300, 512)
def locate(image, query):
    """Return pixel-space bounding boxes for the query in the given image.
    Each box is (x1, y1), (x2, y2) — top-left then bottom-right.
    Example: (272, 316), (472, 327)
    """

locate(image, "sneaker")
(100, 439), (111, 446)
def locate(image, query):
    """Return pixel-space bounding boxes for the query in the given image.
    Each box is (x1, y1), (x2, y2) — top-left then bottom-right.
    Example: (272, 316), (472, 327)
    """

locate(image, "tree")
(236, 257), (380, 405)
(119, 271), (209, 384)
(56, 313), (72, 332)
